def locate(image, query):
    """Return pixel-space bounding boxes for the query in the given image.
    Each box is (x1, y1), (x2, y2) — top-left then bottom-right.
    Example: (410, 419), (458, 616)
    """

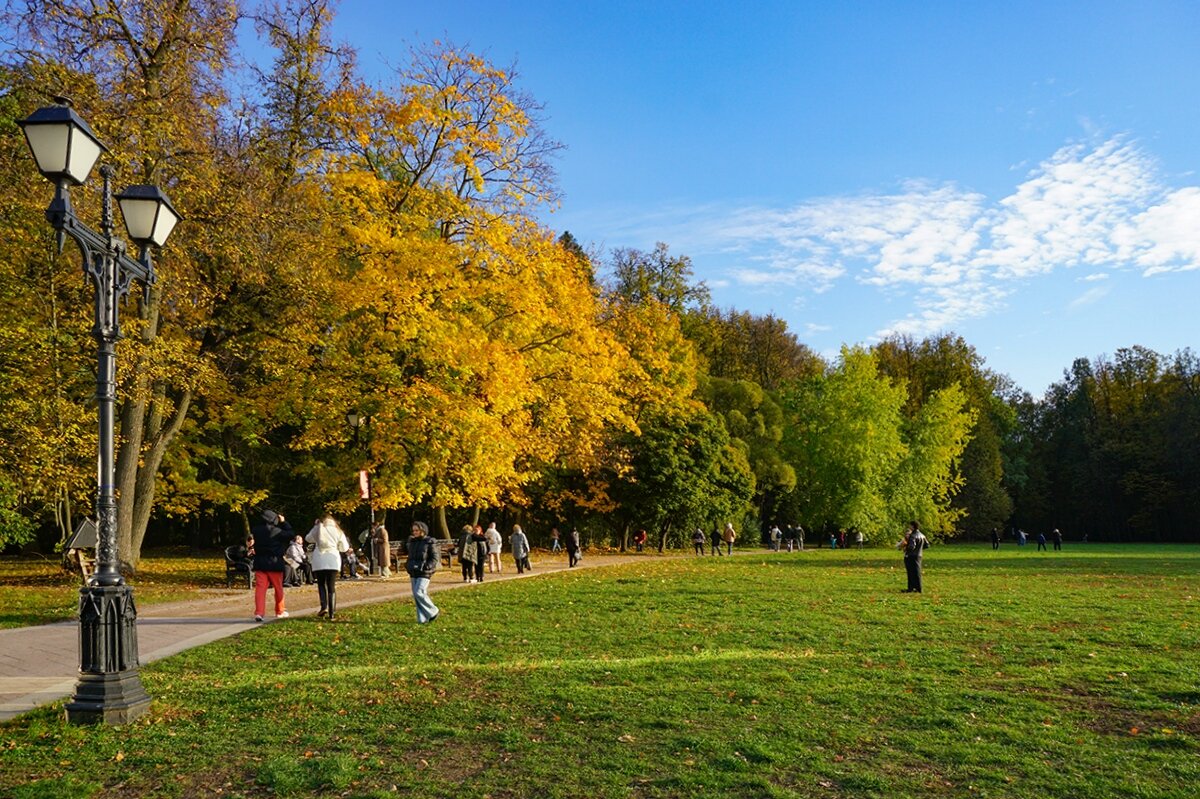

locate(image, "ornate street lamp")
(18, 97), (181, 725)
(346, 412), (387, 575)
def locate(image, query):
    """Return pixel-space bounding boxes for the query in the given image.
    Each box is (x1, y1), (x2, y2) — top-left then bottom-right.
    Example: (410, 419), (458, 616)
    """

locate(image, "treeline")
(0, 2), (1195, 566)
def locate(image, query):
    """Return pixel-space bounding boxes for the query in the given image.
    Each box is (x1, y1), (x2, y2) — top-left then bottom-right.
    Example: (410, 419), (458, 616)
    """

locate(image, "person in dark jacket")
(691, 527), (706, 556)
(405, 521), (440, 623)
(565, 528), (582, 567)
(1052, 528), (1063, 551)
(251, 509), (293, 621)
(901, 520), (929, 593)
(458, 525), (479, 582)
(470, 524), (489, 582)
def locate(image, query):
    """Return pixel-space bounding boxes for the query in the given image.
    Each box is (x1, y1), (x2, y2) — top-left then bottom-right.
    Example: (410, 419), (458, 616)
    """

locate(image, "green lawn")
(0, 548), (230, 628)
(3, 544), (1198, 798)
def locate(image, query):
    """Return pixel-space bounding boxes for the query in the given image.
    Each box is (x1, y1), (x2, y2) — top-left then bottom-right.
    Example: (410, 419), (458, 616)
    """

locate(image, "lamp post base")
(64, 584), (151, 725)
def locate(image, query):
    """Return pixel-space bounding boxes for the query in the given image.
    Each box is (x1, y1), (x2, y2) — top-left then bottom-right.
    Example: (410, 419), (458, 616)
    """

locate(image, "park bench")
(388, 538), (459, 570)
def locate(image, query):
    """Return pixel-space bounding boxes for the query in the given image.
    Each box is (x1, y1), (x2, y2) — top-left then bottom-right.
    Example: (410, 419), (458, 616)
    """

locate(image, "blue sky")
(314, 1), (1199, 395)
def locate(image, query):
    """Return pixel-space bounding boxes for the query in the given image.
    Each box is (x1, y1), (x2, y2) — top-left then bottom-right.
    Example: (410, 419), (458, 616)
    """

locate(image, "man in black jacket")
(902, 520), (929, 593)
(405, 521), (440, 623)
(251, 509), (293, 621)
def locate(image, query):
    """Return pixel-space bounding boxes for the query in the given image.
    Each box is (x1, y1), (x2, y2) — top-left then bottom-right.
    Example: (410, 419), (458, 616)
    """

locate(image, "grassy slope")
(3, 544), (1198, 798)
(0, 549), (231, 628)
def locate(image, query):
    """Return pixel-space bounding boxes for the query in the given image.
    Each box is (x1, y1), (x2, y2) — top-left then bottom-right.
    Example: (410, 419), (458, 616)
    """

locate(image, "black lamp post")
(18, 97), (181, 725)
(346, 411), (385, 574)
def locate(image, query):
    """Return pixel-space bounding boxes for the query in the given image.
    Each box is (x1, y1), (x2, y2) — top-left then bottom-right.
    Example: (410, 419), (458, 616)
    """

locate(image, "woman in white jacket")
(307, 515), (350, 620)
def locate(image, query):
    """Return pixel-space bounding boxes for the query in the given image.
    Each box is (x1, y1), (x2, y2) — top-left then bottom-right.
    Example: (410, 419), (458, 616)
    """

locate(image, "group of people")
(689, 523), (740, 556)
(245, 510), (592, 626)
(246, 509), (356, 622)
(990, 527), (1064, 551)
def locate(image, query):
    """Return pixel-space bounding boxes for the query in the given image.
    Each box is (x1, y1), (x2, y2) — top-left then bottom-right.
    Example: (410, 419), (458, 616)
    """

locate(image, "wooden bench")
(388, 538), (459, 569)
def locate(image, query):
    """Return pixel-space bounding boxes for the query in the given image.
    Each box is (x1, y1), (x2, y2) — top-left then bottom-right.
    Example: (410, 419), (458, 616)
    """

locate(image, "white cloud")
(702, 136), (1200, 338)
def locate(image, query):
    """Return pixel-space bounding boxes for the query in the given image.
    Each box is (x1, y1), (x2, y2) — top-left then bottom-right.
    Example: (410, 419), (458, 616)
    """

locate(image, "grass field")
(2, 544), (1198, 798)
(0, 548), (227, 629)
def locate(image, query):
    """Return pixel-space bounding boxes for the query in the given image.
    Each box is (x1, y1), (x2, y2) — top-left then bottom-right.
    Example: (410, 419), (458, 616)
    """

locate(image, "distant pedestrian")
(511, 524), (532, 573)
(250, 509), (292, 622)
(901, 520), (929, 593)
(485, 522), (503, 573)
(829, 532), (837, 550)
(633, 529), (647, 553)
(307, 515), (350, 620)
(371, 522), (391, 578)
(550, 527), (562, 553)
(1036, 531), (1047, 551)
(691, 527), (706, 556)
(795, 524), (805, 551)
(710, 526), (723, 556)
(405, 521), (440, 624)
(769, 525), (782, 551)
(457, 525), (479, 582)
(854, 529), (864, 550)
(471, 525), (488, 582)
(1052, 528), (1063, 551)
(722, 523), (736, 555)
(990, 527), (1000, 550)
(838, 529), (847, 550)
(566, 528), (582, 567)
(1018, 529), (1027, 547)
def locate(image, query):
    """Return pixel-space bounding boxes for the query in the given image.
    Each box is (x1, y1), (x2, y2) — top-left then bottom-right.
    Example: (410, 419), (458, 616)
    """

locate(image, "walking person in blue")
(405, 521), (440, 624)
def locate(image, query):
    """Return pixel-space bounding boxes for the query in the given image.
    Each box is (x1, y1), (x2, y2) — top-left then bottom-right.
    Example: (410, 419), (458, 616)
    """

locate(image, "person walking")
(458, 525), (479, 582)
(485, 522), (503, 573)
(405, 521), (440, 624)
(471, 524), (489, 582)
(710, 525), (723, 556)
(307, 514), (350, 620)
(795, 523), (805, 551)
(901, 520), (929, 593)
(1052, 528), (1063, 551)
(769, 525), (782, 552)
(853, 528), (864, 550)
(722, 522), (737, 556)
(692, 527), (706, 556)
(990, 527), (1001, 550)
(511, 524), (532, 573)
(1036, 531), (1048, 551)
(250, 509), (293, 622)
(550, 527), (562, 553)
(565, 527), (582, 567)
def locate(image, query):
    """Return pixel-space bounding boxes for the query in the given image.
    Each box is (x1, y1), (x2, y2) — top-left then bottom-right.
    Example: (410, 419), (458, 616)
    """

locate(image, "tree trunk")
(128, 387), (193, 566)
(436, 506), (451, 539)
(114, 292), (160, 571)
(619, 522), (629, 552)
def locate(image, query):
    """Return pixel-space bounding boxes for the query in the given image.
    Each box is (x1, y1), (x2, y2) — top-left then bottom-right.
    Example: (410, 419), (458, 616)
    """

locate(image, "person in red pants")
(251, 509), (293, 621)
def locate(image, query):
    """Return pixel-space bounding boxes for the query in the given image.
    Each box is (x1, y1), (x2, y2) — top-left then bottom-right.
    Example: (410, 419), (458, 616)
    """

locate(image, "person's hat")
(261, 509), (279, 524)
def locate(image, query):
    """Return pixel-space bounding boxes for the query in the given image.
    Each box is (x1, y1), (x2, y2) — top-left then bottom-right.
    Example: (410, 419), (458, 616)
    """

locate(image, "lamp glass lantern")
(116, 185), (181, 248)
(346, 411), (364, 429)
(17, 101), (107, 186)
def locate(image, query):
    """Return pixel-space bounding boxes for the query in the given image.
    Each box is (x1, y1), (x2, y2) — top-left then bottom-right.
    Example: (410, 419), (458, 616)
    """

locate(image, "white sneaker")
(277, 611), (290, 619)
(254, 615), (263, 622)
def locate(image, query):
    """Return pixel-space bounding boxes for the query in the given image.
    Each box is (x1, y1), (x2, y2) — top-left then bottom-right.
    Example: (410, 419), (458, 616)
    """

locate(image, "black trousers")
(314, 569), (338, 616)
(904, 556), (923, 592)
(693, 543), (705, 555)
(474, 559), (485, 582)
(461, 560), (474, 581)
(568, 549), (579, 567)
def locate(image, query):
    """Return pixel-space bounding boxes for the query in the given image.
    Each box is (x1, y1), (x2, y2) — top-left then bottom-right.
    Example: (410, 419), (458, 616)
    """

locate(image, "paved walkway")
(0, 551), (643, 722)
